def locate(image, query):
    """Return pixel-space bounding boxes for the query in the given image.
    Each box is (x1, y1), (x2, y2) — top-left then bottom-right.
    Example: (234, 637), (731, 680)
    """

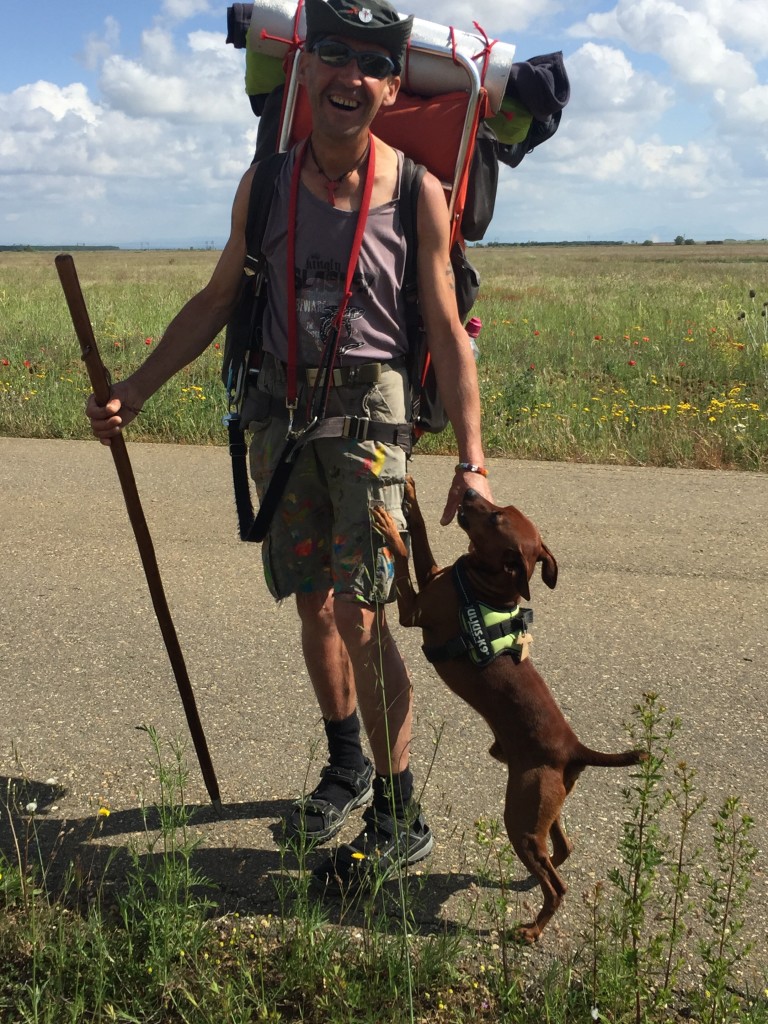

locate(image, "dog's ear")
(538, 543), (558, 590)
(503, 551), (531, 601)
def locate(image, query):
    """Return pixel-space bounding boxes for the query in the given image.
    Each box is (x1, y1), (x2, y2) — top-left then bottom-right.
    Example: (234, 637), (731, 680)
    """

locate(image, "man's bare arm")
(414, 171), (492, 522)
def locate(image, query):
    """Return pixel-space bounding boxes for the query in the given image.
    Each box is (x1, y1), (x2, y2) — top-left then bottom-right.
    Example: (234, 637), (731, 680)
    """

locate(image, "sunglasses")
(312, 40), (397, 79)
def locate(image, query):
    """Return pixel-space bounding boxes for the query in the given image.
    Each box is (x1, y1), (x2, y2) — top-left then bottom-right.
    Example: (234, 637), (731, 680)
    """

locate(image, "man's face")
(299, 36), (400, 140)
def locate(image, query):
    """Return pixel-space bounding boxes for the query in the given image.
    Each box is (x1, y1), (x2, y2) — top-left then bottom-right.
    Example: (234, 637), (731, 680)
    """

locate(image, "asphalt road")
(1, 436), (766, 976)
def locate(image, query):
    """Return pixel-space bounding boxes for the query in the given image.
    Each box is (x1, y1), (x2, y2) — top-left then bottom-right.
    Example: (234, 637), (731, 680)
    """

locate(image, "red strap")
(285, 133), (376, 413)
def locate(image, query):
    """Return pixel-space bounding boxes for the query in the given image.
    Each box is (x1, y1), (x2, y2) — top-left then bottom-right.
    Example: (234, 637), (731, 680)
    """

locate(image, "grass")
(1, 699), (767, 1023)
(2, 244), (767, 1019)
(1, 244), (767, 469)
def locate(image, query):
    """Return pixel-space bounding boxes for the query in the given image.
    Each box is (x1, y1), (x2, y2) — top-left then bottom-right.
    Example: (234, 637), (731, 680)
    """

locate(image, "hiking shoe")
(312, 803), (434, 891)
(285, 760), (374, 845)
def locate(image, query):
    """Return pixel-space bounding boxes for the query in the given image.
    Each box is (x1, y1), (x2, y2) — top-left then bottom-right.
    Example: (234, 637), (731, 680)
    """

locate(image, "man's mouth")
(329, 94), (360, 110)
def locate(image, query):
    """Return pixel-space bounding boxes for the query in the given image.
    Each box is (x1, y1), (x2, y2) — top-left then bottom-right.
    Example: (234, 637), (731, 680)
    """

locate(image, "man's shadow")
(0, 774), (535, 935)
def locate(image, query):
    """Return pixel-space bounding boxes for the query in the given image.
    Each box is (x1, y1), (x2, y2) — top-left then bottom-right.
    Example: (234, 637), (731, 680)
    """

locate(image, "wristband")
(455, 462), (488, 477)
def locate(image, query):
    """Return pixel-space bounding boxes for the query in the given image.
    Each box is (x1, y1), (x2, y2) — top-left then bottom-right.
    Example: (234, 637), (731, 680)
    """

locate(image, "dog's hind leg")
(504, 770), (568, 943)
(549, 816), (574, 868)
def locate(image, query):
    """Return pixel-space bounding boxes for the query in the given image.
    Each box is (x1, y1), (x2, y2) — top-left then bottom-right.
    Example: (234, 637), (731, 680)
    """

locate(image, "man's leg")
(297, 589), (356, 721)
(333, 597), (412, 778)
(312, 595), (433, 886)
(285, 590), (373, 841)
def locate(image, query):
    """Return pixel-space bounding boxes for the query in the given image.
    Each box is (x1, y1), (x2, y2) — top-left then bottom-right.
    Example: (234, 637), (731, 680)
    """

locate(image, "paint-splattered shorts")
(247, 355), (409, 603)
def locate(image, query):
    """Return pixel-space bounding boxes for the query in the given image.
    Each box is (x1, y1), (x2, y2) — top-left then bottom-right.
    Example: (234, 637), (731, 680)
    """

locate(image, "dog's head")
(457, 488), (558, 603)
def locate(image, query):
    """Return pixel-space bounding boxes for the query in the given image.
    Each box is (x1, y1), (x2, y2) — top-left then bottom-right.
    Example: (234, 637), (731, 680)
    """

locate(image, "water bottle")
(465, 316), (482, 360)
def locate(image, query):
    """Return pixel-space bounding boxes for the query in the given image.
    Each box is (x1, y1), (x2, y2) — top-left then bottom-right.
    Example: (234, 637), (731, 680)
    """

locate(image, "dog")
(370, 478), (644, 943)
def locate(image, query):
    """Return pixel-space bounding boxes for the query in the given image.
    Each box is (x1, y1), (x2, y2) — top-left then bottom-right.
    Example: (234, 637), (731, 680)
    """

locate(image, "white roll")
(246, 0), (515, 112)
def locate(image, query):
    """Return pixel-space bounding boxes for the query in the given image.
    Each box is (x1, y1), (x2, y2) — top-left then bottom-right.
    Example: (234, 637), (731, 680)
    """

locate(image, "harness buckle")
(341, 417), (371, 441)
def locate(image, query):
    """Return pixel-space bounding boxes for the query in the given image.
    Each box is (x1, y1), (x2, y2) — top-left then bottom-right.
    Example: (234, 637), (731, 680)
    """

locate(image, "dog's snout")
(464, 487), (480, 501)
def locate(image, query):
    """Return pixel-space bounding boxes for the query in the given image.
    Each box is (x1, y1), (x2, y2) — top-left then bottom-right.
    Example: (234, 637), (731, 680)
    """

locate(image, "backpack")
(222, 4), (569, 539)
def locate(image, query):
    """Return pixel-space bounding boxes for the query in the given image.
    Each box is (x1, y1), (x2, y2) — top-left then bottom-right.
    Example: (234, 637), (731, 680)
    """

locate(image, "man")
(86, 0), (493, 887)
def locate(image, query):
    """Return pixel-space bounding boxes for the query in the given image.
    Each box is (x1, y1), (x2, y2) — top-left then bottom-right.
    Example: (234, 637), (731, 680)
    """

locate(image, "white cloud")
(161, 0), (213, 21)
(0, 19), (255, 244)
(81, 16), (121, 73)
(407, 0), (562, 35)
(566, 42), (673, 118)
(569, 0), (757, 91)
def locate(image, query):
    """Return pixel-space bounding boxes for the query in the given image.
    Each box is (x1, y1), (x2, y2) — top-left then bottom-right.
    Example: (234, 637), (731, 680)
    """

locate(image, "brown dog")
(371, 478), (644, 943)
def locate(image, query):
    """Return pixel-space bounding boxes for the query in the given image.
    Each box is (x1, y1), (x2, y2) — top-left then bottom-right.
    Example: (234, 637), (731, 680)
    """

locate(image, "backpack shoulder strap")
(244, 151), (288, 267)
(400, 155), (426, 296)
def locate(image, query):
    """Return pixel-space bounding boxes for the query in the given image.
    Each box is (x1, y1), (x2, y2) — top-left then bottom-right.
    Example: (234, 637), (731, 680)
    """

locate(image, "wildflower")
(628, 360), (636, 366)
(1, 358), (8, 366)
(594, 334), (601, 340)
(214, 342), (221, 350)
(533, 329), (539, 336)
(351, 851), (366, 860)
(642, 336), (649, 342)
(529, 363), (535, 370)
(145, 337), (153, 345)
(24, 360), (31, 368)
(98, 807), (110, 817)
(25, 801), (37, 814)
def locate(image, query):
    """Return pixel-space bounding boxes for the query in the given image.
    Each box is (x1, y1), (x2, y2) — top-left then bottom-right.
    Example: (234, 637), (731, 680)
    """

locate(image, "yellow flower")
(351, 852), (366, 860)
(98, 807), (110, 817)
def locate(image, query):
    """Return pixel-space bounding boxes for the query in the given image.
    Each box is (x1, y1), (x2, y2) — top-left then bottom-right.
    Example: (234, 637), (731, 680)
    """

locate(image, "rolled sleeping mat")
(245, 0), (515, 112)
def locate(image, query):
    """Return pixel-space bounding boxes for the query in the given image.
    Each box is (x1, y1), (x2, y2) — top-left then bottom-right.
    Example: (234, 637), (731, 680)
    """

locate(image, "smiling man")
(86, 0), (492, 889)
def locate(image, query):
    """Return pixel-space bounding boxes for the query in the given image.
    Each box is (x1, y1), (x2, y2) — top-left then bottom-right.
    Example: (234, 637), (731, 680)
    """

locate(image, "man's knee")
(333, 594), (383, 649)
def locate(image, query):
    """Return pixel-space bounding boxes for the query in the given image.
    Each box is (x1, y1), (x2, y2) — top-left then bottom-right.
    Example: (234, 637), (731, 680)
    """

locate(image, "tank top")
(260, 146), (409, 367)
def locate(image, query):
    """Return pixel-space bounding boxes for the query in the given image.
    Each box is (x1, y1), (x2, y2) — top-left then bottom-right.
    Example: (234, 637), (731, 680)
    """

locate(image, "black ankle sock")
(373, 768), (413, 819)
(324, 713), (366, 772)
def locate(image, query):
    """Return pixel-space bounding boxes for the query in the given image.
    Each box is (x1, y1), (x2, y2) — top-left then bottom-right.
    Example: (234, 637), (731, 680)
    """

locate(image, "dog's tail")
(573, 745), (647, 769)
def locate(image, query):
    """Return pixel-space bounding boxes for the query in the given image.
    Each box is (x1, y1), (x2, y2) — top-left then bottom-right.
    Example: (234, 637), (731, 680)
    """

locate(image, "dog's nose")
(464, 487), (479, 500)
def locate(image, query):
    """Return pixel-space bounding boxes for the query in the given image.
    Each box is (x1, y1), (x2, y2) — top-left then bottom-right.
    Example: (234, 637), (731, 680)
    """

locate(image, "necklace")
(308, 136), (371, 207)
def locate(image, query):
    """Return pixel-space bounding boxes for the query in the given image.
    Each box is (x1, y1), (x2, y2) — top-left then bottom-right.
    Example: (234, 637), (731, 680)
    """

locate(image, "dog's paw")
(370, 504), (398, 541)
(514, 922), (541, 945)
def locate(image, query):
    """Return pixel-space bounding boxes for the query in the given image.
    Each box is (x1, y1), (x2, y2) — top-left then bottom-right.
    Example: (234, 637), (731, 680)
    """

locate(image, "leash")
(248, 133), (376, 542)
(55, 254), (224, 815)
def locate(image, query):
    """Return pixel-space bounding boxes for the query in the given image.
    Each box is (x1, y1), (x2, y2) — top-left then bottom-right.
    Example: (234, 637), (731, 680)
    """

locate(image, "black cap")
(304, 0), (413, 75)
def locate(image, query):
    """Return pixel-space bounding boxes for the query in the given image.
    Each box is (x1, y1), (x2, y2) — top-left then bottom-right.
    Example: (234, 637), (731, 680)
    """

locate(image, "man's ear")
(297, 49), (310, 85)
(381, 75), (400, 108)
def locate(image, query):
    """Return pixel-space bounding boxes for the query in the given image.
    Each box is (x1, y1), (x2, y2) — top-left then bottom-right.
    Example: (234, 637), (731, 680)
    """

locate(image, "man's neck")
(309, 132), (371, 180)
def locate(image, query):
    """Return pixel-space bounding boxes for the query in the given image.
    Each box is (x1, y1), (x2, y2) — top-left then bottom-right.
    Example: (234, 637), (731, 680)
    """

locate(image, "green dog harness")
(423, 556), (534, 668)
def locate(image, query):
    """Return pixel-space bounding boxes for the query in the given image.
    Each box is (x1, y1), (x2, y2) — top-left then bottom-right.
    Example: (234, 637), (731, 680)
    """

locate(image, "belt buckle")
(342, 417), (369, 441)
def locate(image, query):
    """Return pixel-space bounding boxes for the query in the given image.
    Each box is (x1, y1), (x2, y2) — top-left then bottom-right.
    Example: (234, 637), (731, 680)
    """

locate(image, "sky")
(1, 0), (767, 247)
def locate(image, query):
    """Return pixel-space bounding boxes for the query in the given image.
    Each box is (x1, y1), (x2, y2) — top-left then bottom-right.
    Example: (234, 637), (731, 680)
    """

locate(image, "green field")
(1, 244), (766, 469)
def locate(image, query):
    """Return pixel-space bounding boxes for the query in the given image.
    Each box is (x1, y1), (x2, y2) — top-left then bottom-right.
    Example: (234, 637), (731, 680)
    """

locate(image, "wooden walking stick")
(55, 253), (223, 814)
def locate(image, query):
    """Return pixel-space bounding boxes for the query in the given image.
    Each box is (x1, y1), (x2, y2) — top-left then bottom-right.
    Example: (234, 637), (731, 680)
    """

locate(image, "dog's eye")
(491, 511), (503, 526)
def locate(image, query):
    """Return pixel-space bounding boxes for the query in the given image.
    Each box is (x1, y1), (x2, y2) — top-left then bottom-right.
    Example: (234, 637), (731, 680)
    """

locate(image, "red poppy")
(23, 359), (31, 368)
(594, 334), (602, 340)
(1, 358), (9, 366)
(533, 330), (540, 336)
(145, 337), (153, 345)
(214, 342), (220, 350)
(628, 360), (636, 366)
